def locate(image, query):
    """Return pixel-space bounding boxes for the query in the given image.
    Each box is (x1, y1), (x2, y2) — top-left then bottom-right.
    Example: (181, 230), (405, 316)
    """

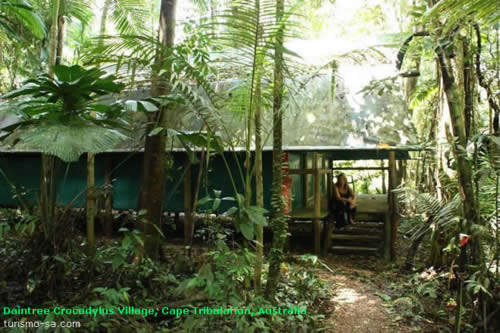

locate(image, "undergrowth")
(0, 210), (329, 332)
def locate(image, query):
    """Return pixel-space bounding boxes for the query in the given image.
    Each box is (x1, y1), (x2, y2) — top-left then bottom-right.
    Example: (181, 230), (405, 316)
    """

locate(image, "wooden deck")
(324, 194), (390, 258)
(286, 149), (400, 259)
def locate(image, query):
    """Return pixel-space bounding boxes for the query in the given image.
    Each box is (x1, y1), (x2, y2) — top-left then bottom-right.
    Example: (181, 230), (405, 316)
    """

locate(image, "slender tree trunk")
(99, 0), (111, 40)
(104, 157), (113, 236)
(183, 157), (193, 249)
(462, 38), (474, 140)
(254, 68), (264, 293)
(473, 24), (500, 135)
(86, 154), (96, 256)
(436, 46), (480, 263)
(47, 0), (60, 76)
(266, 0), (285, 299)
(139, 0), (177, 260)
(86, 0), (113, 254)
(55, 15), (64, 65)
(39, 0), (60, 250)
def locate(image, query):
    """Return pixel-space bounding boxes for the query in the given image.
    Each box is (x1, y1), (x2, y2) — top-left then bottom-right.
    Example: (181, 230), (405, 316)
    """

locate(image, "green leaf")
(212, 198), (221, 211)
(138, 100), (158, 112)
(198, 263), (214, 282)
(197, 196), (212, 206)
(222, 206), (238, 217)
(148, 127), (164, 136)
(375, 293), (392, 301)
(240, 221), (254, 240)
(53, 255), (67, 264)
(245, 206), (268, 226)
(124, 100), (138, 112)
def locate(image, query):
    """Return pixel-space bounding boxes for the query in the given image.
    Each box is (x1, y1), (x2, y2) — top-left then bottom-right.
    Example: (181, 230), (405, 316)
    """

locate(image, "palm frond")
(61, 0), (93, 27)
(423, 0), (500, 33)
(17, 121), (127, 162)
(111, 0), (149, 35)
(0, 0), (46, 39)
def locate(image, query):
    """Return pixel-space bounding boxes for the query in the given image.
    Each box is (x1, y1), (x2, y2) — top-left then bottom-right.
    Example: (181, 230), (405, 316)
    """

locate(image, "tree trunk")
(254, 67), (264, 293)
(55, 15), (64, 65)
(99, 0), (112, 39)
(86, 154), (96, 256)
(47, 0), (60, 76)
(436, 47), (480, 263)
(39, 0), (60, 249)
(86, 0), (113, 254)
(183, 157), (193, 249)
(462, 38), (474, 140)
(104, 157), (113, 237)
(473, 24), (499, 135)
(139, 0), (177, 260)
(266, 0), (285, 299)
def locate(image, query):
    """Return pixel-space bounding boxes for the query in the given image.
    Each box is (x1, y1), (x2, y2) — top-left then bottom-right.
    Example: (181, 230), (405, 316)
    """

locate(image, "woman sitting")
(332, 173), (357, 229)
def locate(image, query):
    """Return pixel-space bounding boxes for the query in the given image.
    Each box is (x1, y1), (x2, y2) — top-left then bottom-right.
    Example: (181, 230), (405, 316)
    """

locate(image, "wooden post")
(388, 151), (399, 260)
(301, 153), (308, 208)
(313, 152), (321, 255)
(323, 159), (333, 256)
(184, 157), (193, 249)
(104, 156), (113, 237)
(381, 160), (387, 194)
(326, 160), (332, 204)
(384, 213), (391, 260)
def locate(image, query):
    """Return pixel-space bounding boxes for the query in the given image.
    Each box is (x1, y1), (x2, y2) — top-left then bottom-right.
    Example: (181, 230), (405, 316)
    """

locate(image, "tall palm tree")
(0, 0), (45, 40)
(265, 0), (285, 299)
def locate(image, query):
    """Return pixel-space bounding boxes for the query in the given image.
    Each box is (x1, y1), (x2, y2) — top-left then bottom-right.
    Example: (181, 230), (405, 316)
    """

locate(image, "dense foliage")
(0, 0), (498, 332)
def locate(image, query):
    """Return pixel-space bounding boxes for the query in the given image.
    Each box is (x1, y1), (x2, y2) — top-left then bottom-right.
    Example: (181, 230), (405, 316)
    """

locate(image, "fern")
(398, 187), (462, 240)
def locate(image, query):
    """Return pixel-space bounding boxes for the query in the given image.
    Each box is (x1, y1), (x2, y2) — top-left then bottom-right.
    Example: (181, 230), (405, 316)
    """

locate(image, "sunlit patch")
(332, 288), (367, 304)
(306, 113), (316, 123)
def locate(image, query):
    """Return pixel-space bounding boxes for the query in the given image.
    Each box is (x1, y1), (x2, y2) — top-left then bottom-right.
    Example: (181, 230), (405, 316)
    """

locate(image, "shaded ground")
(311, 254), (421, 333)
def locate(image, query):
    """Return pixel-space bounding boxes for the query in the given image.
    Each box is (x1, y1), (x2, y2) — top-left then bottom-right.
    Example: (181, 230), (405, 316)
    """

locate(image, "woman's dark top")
(338, 187), (352, 199)
(331, 185), (355, 228)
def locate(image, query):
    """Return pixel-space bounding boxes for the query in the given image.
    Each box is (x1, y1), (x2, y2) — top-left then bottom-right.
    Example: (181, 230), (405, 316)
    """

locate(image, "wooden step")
(355, 212), (387, 222)
(330, 245), (380, 253)
(335, 227), (382, 234)
(349, 221), (384, 227)
(330, 234), (383, 241)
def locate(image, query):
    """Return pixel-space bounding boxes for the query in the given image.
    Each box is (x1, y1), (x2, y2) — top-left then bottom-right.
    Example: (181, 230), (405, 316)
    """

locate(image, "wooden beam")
(290, 168), (332, 175)
(313, 152), (321, 255)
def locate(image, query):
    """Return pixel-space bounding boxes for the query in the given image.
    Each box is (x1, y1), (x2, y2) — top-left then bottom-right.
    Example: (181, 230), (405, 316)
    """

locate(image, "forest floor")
(314, 253), (417, 332)
(291, 250), (446, 333)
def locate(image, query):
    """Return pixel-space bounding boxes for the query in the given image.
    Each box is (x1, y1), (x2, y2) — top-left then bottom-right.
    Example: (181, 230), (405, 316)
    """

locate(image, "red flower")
(459, 234), (469, 247)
